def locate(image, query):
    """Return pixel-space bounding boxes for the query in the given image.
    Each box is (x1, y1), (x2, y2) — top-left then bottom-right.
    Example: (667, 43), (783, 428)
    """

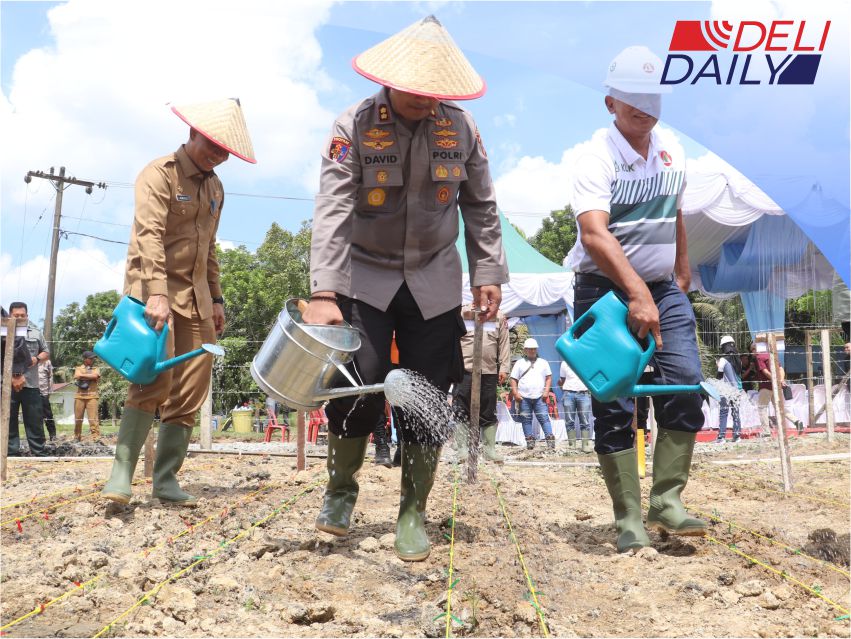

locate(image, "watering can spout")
(153, 343), (226, 373)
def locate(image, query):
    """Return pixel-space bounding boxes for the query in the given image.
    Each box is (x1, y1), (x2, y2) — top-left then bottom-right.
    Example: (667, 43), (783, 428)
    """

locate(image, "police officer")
(73, 350), (101, 441)
(453, 303), (510, 463)
(303, 16), (508, 561)
(566, 46), (706, 552)
(102, 99), (255, 506)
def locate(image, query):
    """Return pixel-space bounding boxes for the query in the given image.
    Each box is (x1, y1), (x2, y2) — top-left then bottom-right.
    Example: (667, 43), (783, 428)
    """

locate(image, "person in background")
(754, 342), (803, 435)
(559, 359), (592, 452)
(740, 345), (758, 392)
(510, 338), (554, 450)
(714, 336), (742, 443)
(39, 358), (56, 441)
(73, 350), (101, 441)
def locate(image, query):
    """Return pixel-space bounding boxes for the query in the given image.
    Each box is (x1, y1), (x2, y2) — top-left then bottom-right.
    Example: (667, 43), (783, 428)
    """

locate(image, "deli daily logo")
(662, 20), (831, 85)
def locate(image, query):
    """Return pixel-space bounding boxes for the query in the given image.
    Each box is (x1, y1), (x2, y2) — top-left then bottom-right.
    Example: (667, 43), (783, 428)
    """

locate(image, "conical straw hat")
(170, 98), (256, 164)
(352, 15), (485, 100)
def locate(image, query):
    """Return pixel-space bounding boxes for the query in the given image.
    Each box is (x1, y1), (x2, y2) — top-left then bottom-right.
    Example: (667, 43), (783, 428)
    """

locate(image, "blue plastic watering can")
(94, 296), (225, 385)
(555, 291), (719, 402)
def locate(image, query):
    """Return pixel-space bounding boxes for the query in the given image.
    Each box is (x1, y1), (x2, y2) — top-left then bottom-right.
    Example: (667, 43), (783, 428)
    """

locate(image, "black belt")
(574, 272), (673, 289)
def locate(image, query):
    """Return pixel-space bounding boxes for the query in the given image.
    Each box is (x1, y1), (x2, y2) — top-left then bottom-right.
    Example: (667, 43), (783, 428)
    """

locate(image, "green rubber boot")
(453, 423), (469, 463)
(315, 433), (369, 536)
(481, 424), (504, 464)
(646, 428), (706, 536)
(598, 448), (651, 553)
(101, 407), (155, 504)
(152, 423), (197, 507)
(395, 443), (441, 561)
(566, 428), (577, 450)
(581, 433), (595, 453)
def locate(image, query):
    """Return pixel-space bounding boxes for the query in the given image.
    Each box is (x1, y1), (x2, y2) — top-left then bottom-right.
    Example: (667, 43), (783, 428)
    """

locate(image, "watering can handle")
(102, 316), (117, 341)
(156, 322), (170, 357)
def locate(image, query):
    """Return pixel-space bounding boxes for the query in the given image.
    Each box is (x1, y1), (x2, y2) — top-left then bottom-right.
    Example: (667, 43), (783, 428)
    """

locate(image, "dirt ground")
(1, 433), (849, 638)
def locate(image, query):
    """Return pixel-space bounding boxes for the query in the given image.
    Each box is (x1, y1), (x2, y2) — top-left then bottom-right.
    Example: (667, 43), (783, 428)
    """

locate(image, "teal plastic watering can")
(94, 296), (224, 385)
(555, 291), (719, 402)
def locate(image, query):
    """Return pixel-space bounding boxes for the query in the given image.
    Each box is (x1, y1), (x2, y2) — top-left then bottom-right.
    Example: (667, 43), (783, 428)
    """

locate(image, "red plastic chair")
(307, 409), (328, 444)
(263, 409), (289, 443)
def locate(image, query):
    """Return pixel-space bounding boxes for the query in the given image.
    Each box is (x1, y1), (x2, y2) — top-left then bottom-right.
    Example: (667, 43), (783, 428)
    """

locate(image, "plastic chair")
(263, 409), (289, 443)
(307, 409), (328, 444)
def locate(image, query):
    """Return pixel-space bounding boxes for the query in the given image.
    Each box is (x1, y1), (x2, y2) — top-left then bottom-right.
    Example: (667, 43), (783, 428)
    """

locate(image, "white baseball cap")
(720, 335), (735, 347)
(523, 338), (539, 349)
(604, 45), (671, 94)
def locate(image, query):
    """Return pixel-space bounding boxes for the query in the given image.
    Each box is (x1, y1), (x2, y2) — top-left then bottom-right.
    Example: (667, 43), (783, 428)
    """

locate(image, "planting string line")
(0, 482), (278, 634)
(91, 479), (325, 638)
(705, 535), (850, 616)
(687, 503), (850, 578)
(700, 469), (849, 509)
(708, 466), (851, 507)
(444, 468), (461, 638)
(486, 470), (550, 637)
(1, 481), (107, 511)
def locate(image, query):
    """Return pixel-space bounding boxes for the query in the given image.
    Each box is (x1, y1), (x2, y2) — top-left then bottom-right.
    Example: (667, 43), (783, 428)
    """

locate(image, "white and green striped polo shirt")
(567, 123), (685, 282)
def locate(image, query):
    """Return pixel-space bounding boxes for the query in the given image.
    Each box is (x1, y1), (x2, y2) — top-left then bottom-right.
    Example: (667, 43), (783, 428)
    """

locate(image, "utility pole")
(24, 168), (106, 343)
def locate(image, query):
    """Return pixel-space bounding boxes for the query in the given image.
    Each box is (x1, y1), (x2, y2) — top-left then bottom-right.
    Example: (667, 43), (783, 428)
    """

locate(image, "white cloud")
(493, 113), (517, 128)
(1, 244), (124, 321)
(217, 239), (237, 252)
(495, 125), (687, 236)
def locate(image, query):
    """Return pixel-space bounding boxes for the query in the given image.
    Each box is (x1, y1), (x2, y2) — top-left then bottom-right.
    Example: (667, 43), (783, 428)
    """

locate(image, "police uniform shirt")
(310, 87), (508, 320)
(124, 146), (225, 321)
(459, 305), (509, 375)
(20, 325), (48, 390)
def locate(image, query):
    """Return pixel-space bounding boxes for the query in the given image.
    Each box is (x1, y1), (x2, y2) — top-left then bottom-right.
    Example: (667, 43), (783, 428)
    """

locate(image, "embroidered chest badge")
(363, 139), (395, 151)
(437, 186), (451, 204)
(435, 165), (449, 179)
(376, 170), (389, 184)
(365, 128), (390, 139)
(329, 136), (352, 163)
(434, 117), (452, 127)
(367, 188), (386, 207)
(433, 129), (458, 137)
(659, 150), (672, 167)
(434, 138), (458, 149)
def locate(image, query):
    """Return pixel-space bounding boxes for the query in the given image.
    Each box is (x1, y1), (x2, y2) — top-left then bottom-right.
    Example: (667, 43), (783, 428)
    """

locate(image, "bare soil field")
(1, 433), (849, 638)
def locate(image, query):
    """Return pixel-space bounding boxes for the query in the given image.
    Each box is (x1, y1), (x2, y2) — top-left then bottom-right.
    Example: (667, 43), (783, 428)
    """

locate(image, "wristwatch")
(212, 296), (225, 305)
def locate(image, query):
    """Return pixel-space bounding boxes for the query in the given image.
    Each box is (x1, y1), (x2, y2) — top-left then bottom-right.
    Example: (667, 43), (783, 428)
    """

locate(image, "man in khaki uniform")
(303, 16), (508, 562)
(102, 99), (255, 506)
(453, 304), (510, 463)
(73, 350), (101, 440)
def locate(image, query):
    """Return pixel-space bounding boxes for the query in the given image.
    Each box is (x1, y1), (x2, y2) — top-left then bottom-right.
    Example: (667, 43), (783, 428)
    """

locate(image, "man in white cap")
(102, 99), (255, 506)
(303, 15), (507, 561)
(509, 338), (554, 450)
(565, 46), (706, 552)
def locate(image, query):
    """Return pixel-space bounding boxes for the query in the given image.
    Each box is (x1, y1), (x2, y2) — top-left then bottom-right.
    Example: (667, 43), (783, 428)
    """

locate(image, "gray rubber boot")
(481, 425), (504, 464)
(598, 448), (651, 553)
(646, 428), (707, 536)
(152, 423), (197, 506)
(315, 433), (369, 536)
(101, 407), (155, 504)
(566, 428), (577, 450)
(395, 444), (441, 561)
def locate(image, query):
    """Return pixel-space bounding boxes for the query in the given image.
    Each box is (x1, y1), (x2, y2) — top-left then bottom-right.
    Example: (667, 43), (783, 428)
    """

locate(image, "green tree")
(528, 205), (578, 264)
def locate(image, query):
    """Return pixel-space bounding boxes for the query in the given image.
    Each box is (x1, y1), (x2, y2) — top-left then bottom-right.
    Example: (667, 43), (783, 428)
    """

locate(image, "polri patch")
(329, 136), (352, 163)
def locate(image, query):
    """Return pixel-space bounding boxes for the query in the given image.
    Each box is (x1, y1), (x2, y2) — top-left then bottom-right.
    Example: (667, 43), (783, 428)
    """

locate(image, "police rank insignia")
(434, 117), (452, 127)
(378, 104), (390, 121)
(376, 170), (389, 184)
(451, 166), (462, 178)
(329, 136), (352, 163)
(365, 128), (391, 139)
(363, 139), (395, 151)
(367, 188), (386, 206)
(437, 186), (451, 204)
(435, 165), (449, 179)
(434, 139), (458, 149)
(433, 129), (457, 137)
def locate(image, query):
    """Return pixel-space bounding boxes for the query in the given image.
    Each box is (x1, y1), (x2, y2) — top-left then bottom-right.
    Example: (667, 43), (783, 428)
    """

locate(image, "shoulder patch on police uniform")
(329, 136), (352, 163)
(475, 128), (487, 158)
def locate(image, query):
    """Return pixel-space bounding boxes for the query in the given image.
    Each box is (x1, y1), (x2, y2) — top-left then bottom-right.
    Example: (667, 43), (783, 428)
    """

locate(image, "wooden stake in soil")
(297, 411), (306, 472)
(805, 331), (816, 429)
(466, 312), (484, 484)
(820, 329), (835, 442)
(1, 317), (19, 481)
(768, 334), (793, 492)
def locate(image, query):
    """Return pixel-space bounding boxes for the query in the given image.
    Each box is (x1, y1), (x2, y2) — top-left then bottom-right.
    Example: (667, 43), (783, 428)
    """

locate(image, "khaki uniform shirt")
(124, 146), (224, 320)
(311, 87), (508, 320)
(74, 365), (100, 399)
(459, 305), (509, 375)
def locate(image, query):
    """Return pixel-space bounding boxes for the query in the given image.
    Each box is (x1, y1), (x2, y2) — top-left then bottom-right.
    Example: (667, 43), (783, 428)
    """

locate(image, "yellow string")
(705, 535), (850, 616)
(487, 470), (549, 637)
(444, 469), (460, 638)
(91, 479), (324, 638)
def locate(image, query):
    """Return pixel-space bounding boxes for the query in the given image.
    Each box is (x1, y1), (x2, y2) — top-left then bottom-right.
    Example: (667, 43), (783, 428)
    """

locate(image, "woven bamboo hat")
(170, 98), (256, 164)
(352, 15), (485, 100)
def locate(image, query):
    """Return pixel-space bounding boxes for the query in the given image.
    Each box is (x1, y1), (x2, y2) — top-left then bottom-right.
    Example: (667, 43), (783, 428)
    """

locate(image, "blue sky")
(2, 1), (848, 323)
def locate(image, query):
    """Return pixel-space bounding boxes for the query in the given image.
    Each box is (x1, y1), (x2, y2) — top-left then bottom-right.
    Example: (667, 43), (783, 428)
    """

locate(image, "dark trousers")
(326, 283), (464, 445)
(9, 387), (46, 456)
(573, 276), (705, 455)
(452, 372), (498, 428)
(41, 395), (56, 439)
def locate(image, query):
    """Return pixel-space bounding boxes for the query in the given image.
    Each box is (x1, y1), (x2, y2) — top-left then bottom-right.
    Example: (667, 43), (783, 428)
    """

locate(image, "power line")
(60, 230), (128, 245)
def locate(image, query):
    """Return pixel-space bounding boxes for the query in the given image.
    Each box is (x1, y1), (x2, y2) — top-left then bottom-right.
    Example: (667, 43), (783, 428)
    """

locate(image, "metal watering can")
(555, 291), (719, 402)
(94, 295), (225, 385)
(251, 299), (405, 412)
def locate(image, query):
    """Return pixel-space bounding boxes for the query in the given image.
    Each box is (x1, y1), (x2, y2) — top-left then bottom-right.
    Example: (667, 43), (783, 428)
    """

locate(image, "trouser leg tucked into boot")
(545, 434), (556, 450)
(315, 433), (369, 536)
(646, 428), (706, 536)
(566, 428), (577, 450)
(598, 448), (650, 553)
(395, 443), (441, 561)
(102, 407), (155, 504)
(373, 420), (392, 468)
(481, 424), (504, 463)
(581, 431), (594, 453)
(152, 423), (197, 506)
